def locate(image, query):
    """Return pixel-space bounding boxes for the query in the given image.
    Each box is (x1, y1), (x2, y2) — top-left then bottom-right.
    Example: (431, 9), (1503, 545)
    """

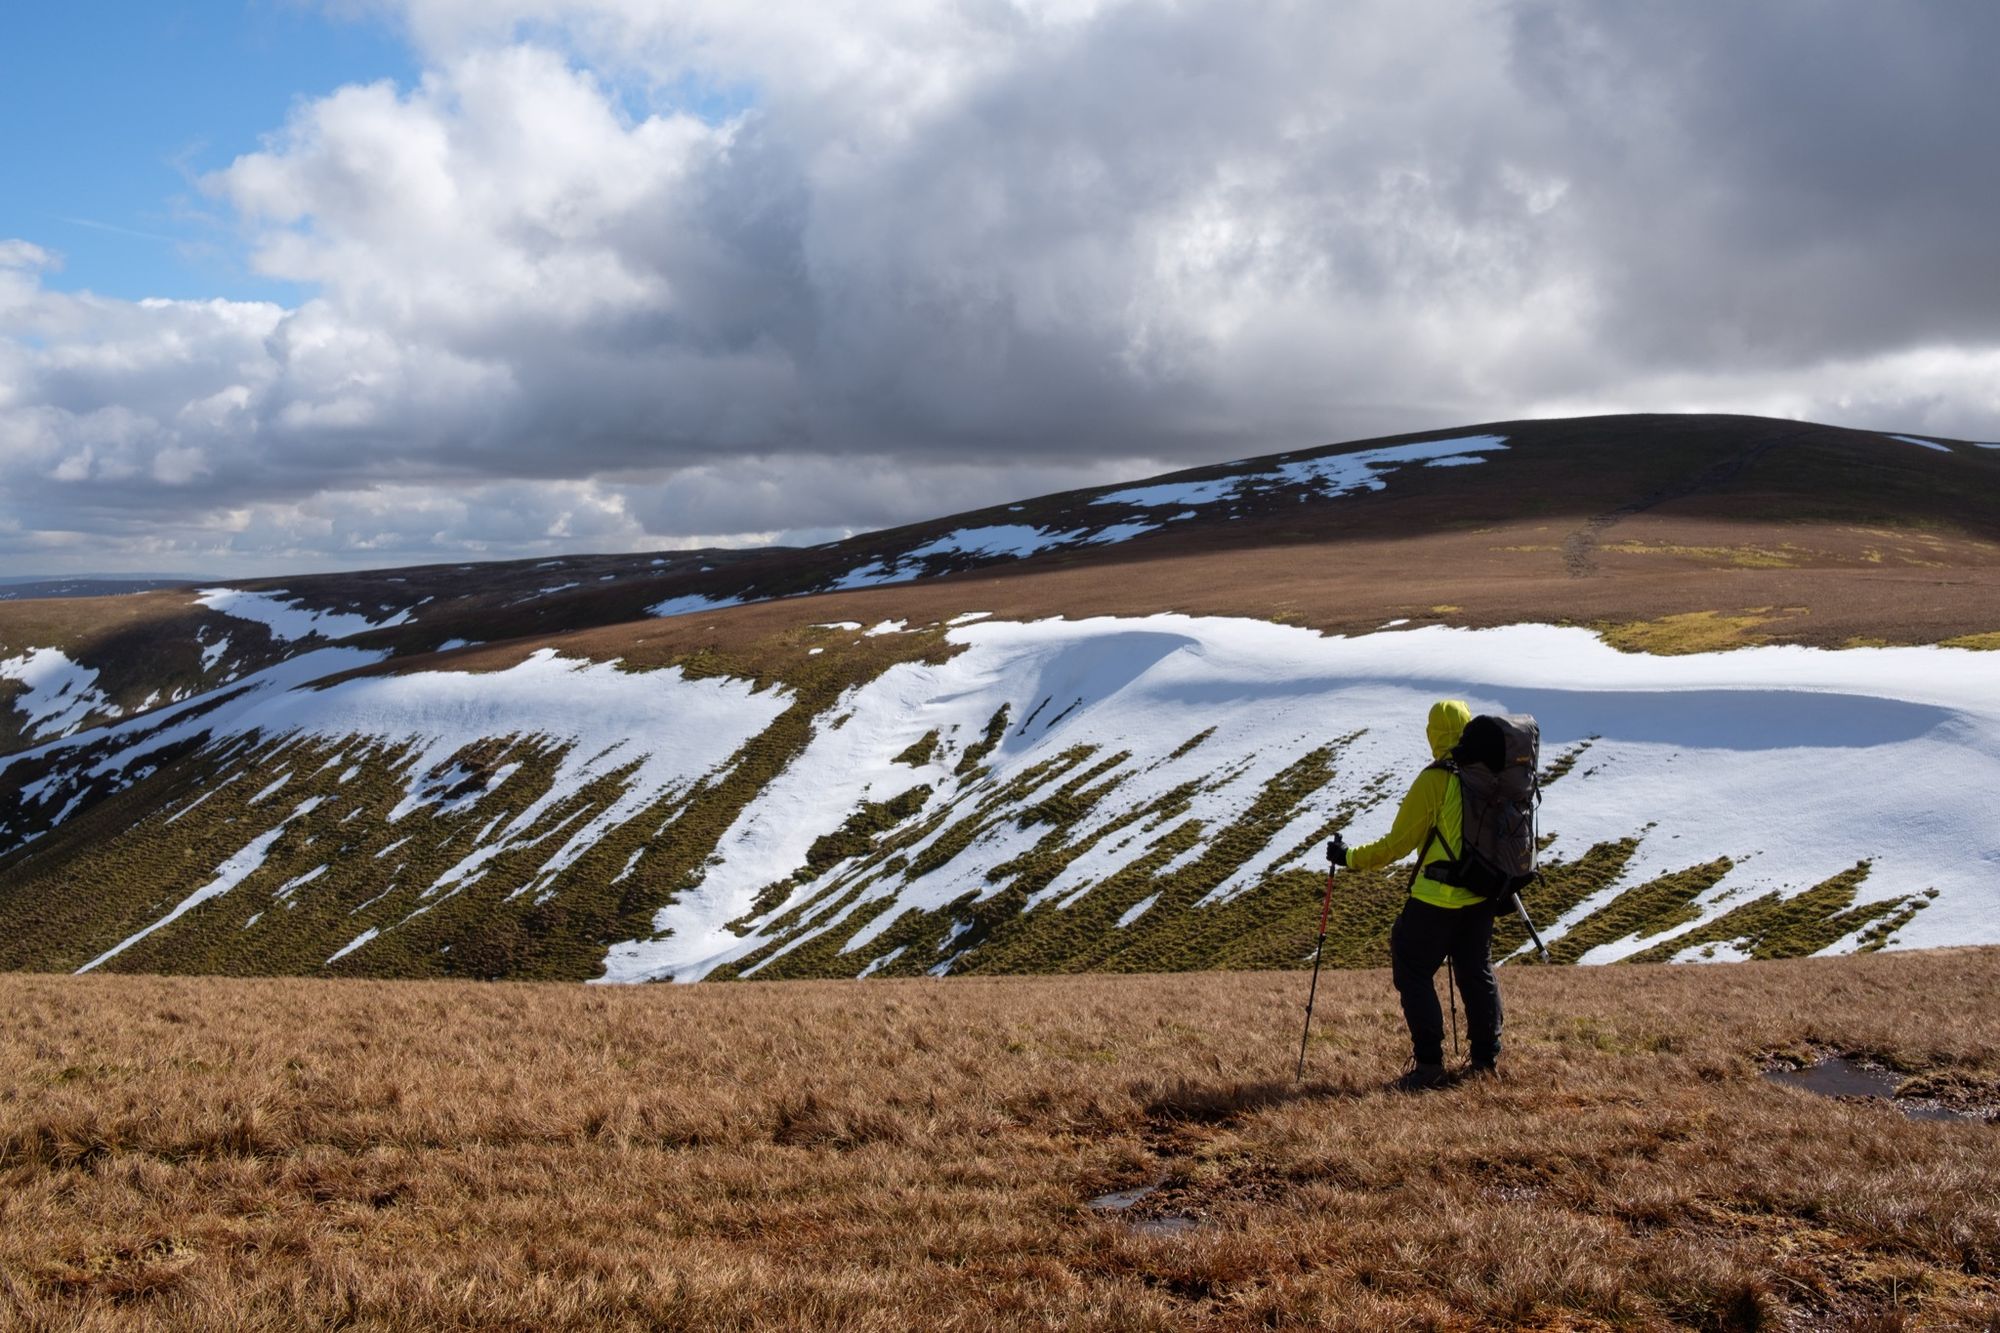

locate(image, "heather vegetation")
(0, 620), (1937, 984)
(2, 950), (1995, 1329)
(0, 414), (1987, 985)
(0, 622), (962, 982)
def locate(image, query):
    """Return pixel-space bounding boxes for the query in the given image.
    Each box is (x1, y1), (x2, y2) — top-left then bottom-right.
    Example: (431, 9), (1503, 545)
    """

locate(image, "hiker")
(1327, 699), (1504, 1089)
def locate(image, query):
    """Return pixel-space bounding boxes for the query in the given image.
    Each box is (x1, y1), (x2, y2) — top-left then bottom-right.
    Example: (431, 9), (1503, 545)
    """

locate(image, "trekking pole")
(1511, 893), (1552, 963)
(1445, 957), (1460, 1057)
(1295, 865), (1338, 1081)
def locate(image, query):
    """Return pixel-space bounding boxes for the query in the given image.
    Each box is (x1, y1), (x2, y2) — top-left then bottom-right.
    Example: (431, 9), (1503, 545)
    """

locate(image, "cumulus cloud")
(3, 0), (1999, 574)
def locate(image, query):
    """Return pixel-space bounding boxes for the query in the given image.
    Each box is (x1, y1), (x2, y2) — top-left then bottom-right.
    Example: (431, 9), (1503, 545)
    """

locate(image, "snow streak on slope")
(823, 439), (1510, 592)
(602, 616), (1998, 981)
(832, 522), (1143, 590)
(77, 797), (324, 973)
(1090, 435), (1508, 508)
(197, 588), (414, 641)
(1884, 434), (1953, 454)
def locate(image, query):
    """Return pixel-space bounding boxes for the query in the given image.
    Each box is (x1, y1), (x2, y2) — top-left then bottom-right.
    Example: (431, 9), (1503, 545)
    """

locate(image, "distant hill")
(1, 413), (1994, 981)
(0, 577), (200, 602)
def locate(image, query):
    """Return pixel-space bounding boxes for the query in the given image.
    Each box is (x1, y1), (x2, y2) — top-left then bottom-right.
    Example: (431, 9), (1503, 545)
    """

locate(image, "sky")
(3, 1), (1999, 577)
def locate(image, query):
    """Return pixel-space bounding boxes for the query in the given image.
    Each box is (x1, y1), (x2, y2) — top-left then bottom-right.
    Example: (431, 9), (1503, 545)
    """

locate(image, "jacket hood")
(1427, 699), (1472, 759)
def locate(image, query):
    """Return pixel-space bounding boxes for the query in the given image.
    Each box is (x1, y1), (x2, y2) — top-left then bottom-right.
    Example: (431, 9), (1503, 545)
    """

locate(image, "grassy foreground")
(2, 952), (1996, 1331)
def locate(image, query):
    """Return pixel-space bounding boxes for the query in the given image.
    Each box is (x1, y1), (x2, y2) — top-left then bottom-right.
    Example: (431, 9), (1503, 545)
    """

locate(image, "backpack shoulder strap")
(1404, 760), (1462, 894)
(1404, 827), (1440, 894)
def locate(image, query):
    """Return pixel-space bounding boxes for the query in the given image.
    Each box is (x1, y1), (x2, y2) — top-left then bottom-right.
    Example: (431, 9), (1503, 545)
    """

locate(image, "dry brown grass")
(2, 951), (1997, 1331)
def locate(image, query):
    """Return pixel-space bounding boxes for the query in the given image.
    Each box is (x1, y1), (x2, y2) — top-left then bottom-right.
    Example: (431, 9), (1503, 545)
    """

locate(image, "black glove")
(1326, 832), (1348, 869)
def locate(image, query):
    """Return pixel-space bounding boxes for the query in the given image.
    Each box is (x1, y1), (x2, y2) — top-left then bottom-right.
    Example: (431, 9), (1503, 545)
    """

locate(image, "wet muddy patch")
(1085, 1180), (1203, 1237)
(1762, 1054), (1994, 1123)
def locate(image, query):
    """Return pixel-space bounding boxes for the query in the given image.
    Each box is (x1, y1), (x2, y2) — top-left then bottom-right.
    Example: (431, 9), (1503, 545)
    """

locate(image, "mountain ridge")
(1, 413), (1994, 982)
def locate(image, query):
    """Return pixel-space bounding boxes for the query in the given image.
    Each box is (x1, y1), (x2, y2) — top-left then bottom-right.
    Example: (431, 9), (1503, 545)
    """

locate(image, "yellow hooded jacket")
(1341, 699), (1485, 909)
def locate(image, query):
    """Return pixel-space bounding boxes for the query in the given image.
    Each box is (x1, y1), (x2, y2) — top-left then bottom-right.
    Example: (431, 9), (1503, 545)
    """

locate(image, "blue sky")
(0, 2), (416, 303)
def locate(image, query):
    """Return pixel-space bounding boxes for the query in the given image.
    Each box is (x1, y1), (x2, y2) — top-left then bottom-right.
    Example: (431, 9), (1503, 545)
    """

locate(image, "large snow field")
(226, 650), (789, 903)
(1, 648), (788, 973)
(2, 643), (772, 886)
(602, 615), (1999, 981)
(9, 608), (1995, 981)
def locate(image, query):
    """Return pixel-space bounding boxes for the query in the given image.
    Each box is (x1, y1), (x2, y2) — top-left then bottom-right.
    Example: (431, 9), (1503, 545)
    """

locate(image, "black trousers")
(1389, 898), (1503, 1065)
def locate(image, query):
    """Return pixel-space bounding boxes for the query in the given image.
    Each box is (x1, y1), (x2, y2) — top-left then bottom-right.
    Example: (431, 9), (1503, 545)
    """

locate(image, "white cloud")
(2, 0), (1999, 574)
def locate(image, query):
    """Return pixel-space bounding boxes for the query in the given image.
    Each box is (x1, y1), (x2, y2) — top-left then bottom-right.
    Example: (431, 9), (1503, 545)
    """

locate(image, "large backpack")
(1425, 713), (1540, 905)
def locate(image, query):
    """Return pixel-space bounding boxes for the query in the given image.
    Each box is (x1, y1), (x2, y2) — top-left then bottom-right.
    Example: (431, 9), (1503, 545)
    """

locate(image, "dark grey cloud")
(1506, 2), (2000, 368)
(2, 1), (1998, 574)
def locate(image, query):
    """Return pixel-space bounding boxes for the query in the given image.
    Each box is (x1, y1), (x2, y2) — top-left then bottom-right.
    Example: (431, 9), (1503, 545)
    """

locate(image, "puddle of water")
(1088, 1185), (1158, 1210)
(1763, 1057), (1969, 1122)
(1086, 1182), (1202, 1236)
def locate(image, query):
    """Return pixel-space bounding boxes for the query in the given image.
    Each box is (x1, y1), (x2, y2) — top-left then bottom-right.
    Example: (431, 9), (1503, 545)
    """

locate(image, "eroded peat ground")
(3, 950), (1996, 1330)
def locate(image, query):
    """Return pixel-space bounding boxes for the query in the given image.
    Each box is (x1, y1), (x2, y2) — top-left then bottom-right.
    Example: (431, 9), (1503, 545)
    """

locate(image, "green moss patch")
(1621, 862), (1922, 963)
(893, 730), (940, 766)
(955, 706), (1011, 777)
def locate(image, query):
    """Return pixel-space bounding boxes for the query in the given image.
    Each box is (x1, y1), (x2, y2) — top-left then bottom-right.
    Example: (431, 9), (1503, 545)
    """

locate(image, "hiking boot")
(1392, 1062), (1450, 1093)
(1466, 1060), (1500, 1081)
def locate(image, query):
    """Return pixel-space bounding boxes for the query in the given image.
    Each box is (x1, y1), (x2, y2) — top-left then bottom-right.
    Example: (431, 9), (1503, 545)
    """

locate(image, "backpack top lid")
(1452, 713), (1539, 773)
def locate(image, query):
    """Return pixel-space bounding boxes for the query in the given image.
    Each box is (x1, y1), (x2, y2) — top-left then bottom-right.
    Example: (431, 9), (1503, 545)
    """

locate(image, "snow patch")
(1116, 893), (1160, 928)
(509, 582), (579, 605)
(649, 593), (745, 618)
(903, 525), (1079, 561)
(1083, 522), (1160, 544)
(603, 614), (2000, 982)
(248, 772), (291, 805)
(326, 926), (379, 965)
(830, 560), (918, 591)
(1, 647), (112, 739)
(829, 520), (1163, 593)
(274, 864), (327, 900)
(857, 945), (906, 978)
(237, 651), (788, 906)
(1092, 435), (1509, 509)
(77, 797), (323, 973)
(198, 588), (411, 641)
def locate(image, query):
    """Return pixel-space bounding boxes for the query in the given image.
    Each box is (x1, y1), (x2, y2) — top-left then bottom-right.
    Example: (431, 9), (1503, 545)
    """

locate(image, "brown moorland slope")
(5, 413), (1997, 758)
(275, 411), (2000, 700)
(4, 949), (1996, 1330)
